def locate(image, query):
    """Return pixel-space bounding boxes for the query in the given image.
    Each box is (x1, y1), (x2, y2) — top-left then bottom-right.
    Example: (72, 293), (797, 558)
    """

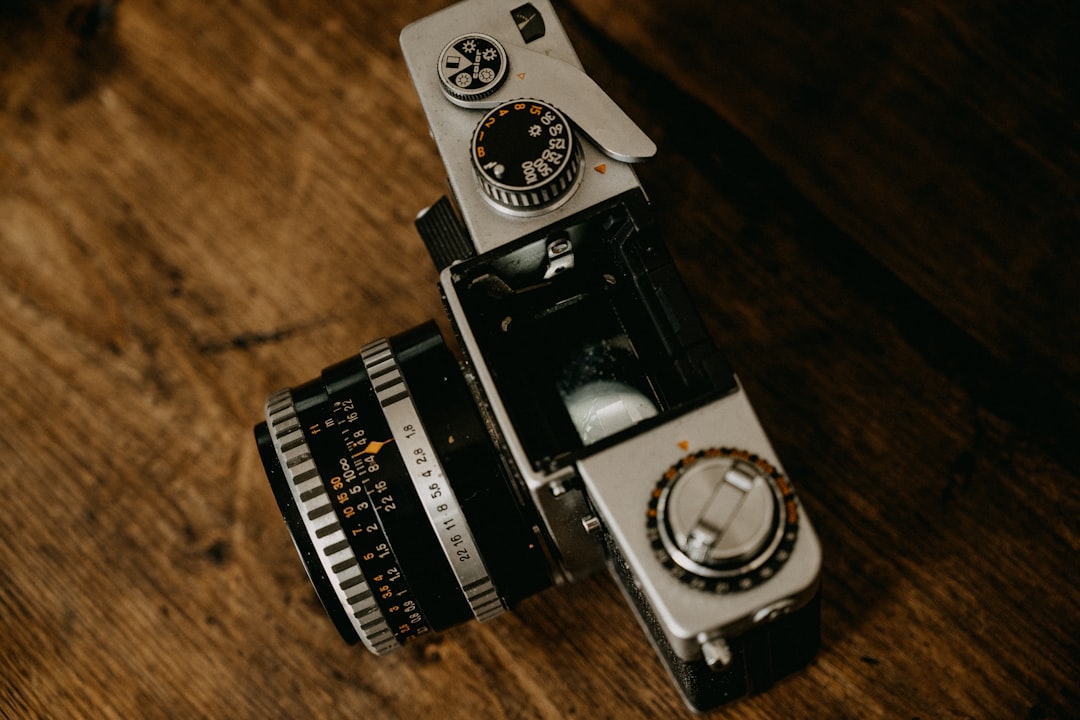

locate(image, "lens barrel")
(255, 322), (551, 652)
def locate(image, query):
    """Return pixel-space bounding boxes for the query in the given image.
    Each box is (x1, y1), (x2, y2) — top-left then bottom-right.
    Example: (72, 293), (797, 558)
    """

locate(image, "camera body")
(255, 0), (820, 711)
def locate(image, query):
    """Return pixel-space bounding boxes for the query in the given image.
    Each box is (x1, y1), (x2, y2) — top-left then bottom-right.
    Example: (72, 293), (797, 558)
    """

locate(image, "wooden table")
(2, 1), (1076, 717)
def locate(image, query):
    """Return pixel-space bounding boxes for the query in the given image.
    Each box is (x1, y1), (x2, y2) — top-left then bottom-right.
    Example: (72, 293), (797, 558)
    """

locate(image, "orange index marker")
(362, 439), (394, 455)
(594, 163), (607, 174)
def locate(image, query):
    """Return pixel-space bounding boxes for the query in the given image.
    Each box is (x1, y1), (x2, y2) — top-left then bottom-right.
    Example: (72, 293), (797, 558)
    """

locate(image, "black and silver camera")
(253, 0), (821, 711)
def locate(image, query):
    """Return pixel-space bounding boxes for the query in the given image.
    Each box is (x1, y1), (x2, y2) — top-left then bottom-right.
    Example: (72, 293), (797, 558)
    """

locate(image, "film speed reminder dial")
(471, 98), (582, 212)
(648, 448), (800, 593)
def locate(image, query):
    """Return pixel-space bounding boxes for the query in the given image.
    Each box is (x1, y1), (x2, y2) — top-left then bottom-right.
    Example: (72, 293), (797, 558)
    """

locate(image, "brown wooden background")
(2, 1), (1077, 717)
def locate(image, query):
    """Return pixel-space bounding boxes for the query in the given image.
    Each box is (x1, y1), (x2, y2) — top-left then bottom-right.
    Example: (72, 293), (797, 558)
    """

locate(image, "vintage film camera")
(253, 0), (821, 711)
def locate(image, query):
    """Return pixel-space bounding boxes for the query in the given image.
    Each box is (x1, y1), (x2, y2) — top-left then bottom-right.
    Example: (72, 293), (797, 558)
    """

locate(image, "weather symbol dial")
(438, 33), (509, 102)
(647, 448), (800, 594)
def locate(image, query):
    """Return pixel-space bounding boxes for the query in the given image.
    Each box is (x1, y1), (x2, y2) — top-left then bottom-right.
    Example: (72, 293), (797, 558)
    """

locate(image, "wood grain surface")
(2, 1), (1077, 718)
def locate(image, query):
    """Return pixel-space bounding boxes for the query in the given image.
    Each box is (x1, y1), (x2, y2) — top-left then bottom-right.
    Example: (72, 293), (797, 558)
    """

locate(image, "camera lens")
(254, 322), (551, 652)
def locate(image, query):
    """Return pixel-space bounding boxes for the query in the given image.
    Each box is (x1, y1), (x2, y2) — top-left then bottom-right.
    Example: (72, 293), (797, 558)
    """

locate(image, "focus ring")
(264, 390), (398, 654)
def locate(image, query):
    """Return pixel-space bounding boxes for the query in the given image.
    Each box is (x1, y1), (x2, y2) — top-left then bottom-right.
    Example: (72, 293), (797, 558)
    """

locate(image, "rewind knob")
(648, 448), (800, 593)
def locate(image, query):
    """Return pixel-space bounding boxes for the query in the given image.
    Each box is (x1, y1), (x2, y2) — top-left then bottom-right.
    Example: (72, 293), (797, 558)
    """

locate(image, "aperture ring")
(264, 389), (398, 654)
(361, 338), (505, 622)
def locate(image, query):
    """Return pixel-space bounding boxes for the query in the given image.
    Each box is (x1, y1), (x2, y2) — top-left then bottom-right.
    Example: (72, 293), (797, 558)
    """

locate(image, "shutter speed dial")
(470, 99), (582, 213)
(647, 448), (800, 593)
